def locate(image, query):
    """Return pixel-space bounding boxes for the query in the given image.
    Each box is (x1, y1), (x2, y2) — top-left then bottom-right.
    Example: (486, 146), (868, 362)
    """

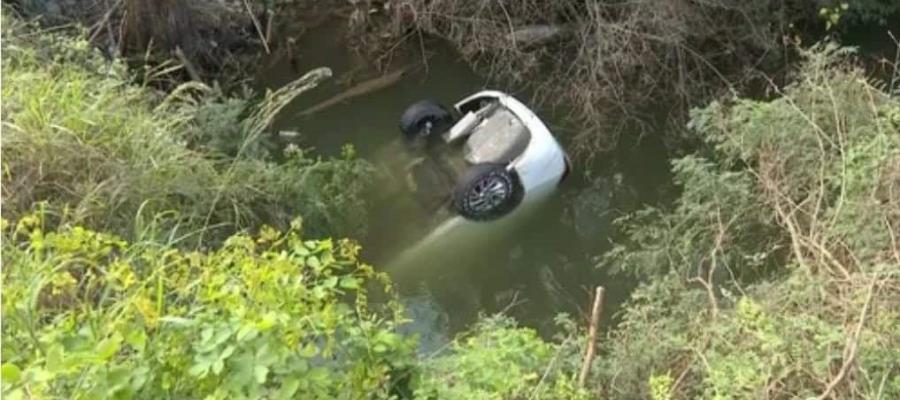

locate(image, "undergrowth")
(386, 0), (787, 155)
(597, 44), (900, 399)
(386, 0), (899, 157)
(1, 17), (372, 244)
(0, 214), (414, 399)
(3, 8), (900, 400)
(0, 15), (586, 400)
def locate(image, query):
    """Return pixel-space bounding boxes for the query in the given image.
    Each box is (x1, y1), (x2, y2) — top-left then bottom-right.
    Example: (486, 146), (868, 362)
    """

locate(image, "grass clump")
(1, 18), (372, 244)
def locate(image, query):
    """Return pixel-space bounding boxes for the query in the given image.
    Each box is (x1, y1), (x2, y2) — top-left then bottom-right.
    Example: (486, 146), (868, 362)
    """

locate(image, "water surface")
(257, 21), (673, 346)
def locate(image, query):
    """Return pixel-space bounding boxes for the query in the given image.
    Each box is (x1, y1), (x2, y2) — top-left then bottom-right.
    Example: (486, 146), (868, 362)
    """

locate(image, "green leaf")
(159, 316), (195, 327)
(256, 344), (278, 366)
(254, 365), (269, 384)
(339, 276), (359, 289)
(46, 345), (64, 373)
(220, 345), (236, 360)
(275, 377), (301, 400)
(212, 359), (224, 375)
(1, 364), (22, 384)
(124, 327), (147, 350)
(299, 343), (317, 358)
(188, 362), (209, 377)
(130, 366), (150, 391)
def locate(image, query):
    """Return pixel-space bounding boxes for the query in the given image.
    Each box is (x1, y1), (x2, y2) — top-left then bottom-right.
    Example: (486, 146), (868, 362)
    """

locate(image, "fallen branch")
(578, 286), (605, 388)
(297, 68), (408, 116)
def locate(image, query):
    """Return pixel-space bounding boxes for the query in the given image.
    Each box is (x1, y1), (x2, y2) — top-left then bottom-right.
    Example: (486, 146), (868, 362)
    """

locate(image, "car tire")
(453, 163), (523, 221)
(400, 100), (454, 144)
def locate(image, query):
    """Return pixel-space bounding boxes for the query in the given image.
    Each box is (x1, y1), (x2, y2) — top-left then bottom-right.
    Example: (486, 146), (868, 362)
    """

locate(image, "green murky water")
(257, 21), (673, 348)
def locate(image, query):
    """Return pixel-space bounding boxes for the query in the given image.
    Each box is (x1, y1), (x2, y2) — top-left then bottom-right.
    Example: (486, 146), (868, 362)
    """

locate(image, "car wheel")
(400, 100), (454, 145)
(453, 163), (523, 221)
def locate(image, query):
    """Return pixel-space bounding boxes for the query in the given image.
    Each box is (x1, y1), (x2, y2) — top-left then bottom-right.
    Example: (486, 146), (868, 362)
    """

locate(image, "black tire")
(399, 100), (453, 144)
(453, 163), (523, 221)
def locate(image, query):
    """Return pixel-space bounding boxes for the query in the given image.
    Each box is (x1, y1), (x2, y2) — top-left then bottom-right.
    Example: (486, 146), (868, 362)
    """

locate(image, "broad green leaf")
(98, 333), (123, 360)
(1, 363), (22, 384)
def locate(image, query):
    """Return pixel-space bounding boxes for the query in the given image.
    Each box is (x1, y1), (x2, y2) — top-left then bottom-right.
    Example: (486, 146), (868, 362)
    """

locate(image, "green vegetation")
(597, 45), (900, 398)
(3, 6), (900, 400)
(1, 17), (585, 400)
(1, 215), (587, 398)
(1, 215), (413, 399)
(413, 316), (586, 399)
(1, 18), (372, 244)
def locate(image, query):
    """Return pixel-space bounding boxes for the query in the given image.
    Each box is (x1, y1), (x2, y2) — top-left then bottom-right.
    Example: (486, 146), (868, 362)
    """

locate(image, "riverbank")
(3, 3), (900, 399)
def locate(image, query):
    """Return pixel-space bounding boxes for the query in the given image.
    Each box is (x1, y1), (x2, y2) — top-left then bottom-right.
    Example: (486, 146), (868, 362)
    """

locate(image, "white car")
(388, 91), (571, 274)
(399, 90), (570, 222)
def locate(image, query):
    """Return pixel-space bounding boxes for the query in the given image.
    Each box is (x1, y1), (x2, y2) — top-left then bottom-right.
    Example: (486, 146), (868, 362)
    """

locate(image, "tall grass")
(1, 17), (372, 245)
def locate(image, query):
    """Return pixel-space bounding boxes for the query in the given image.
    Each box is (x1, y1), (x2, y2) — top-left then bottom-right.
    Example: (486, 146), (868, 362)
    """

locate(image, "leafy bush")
(0, 17), (373, 243)
(0, 214), (414, 399)
(597, 44), (900, 399)
(414, 316), (587, 400)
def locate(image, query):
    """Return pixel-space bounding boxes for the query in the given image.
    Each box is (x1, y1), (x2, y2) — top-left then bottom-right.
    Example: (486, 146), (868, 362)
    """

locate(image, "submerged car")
(399, 90), (571, 222)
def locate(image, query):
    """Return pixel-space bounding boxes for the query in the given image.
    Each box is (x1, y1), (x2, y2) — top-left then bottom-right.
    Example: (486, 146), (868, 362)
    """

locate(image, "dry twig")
(815, 279), (878, 400)
(578, 286), (605, 388)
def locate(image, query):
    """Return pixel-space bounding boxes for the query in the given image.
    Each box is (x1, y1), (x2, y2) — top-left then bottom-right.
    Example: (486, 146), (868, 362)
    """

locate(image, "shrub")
(597, 44), (900, 399)
(414, 316), (588, 400)
(0, 214), (414, 399)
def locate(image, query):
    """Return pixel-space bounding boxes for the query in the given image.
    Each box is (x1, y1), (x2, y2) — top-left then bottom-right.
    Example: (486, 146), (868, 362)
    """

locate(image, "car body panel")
(454, 91), (567, 204)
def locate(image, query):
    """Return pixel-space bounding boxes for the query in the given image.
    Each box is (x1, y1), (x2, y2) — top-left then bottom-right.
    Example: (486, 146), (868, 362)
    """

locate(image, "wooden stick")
(297, 68), (408, 116)
(578, 286), (605, 388)
(243, 0), (271, 54)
